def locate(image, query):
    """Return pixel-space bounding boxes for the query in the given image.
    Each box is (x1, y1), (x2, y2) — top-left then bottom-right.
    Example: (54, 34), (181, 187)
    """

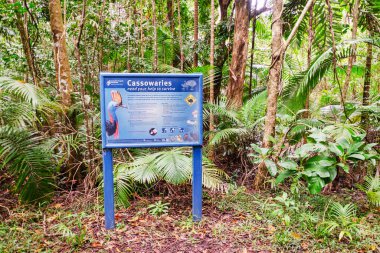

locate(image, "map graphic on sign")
(100, 73), (203, 148)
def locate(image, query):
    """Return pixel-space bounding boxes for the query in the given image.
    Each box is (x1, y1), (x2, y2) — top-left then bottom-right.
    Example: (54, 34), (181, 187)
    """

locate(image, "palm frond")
(0, 77), (39, 106)
(240, 91), (267, 127)
(203, 101), (240, 126)
(281, 45), (353, 113)
(357, 175), (380, 207)
(209, 127), (250, 146)
(329, 202), (357, 220)
(113, 165), (135, 207)
(116, 148), (226, 188)
(199, 157), (228, 191)
(0, 126), (56, 203)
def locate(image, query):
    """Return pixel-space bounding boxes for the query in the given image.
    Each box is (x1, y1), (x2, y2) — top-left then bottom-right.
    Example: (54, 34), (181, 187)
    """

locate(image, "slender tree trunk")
(194, 0), (199, 67)
(92, 0), (106, 70)
(167, 0), (175, 67)
(177, 0), (184, 71)
(253, 0), (313, 189)
(262, 0), (283, 148)
(49, 0), (73, 108)
(11, 0), (39, 86)
(253, 0), (284, 189)
(304, 0), (314, 118)
(127, 7), (131, 72)
(73, 0), (95, 190)
(209, 0), (215, 158)
(152, 0), (158, 72)
(342, 0), (360, 101)
(140, 6), (144, 61)
(210, 0), (215, 105)
(213, 0), (232, 102)
(248, 1), (258, 98)
(361, 37), (372, 130)
(226, 0), (250, 109)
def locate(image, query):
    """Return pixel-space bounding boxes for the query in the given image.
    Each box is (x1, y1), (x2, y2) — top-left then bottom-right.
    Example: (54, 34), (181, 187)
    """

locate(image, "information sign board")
(100, 73), (203, 229)
(101, 73), (203, 148)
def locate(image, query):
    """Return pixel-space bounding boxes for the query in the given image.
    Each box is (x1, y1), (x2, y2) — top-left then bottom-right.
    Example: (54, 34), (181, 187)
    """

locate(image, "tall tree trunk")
(248, 1), (258, 98)
(140, 4), (145, 62)
(73, 0), (95, 190)
(92, 0), (106, 74)
(167, 0), (175, 67)
(361, 37), (372, 130)
(262, 0), (284, 148)
(213, 0), (232, 102)
(194, 0), (199, 67)
(127, 7), (131, 72)
(226, 0), (250, 109)
(177, 0), (184, 71)
(342, 0), (360, 101)
(254, 0), (313, 189)
(49, 0), (73, 108)
(253, 0), (284, 189)
(209, 0), (215, 158)
(304, 0), (314, 118)
(152, 0), (158, 72)
(11, 0), (39, 86)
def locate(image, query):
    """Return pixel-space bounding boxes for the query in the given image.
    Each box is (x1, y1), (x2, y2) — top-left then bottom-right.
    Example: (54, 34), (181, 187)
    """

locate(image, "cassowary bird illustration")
(106, 90), (123, 139)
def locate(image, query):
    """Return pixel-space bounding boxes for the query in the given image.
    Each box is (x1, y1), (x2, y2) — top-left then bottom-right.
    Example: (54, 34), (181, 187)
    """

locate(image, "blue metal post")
(103, 148), (115, 229)
(192, 145), (202, 221)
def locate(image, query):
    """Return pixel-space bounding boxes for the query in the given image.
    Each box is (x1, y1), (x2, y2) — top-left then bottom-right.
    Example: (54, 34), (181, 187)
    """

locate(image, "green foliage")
(249, 144), (277, 176)
(54, 214), (87, 248)
(263, 124), (380, 194)
(269, 192), (299, 226)
(319, 202), (361, 241)
(148, 200), (169, 216)
(0, 77), (60, 127)
(281, 45), (353, 113)
(101, 148), (228, 206)
(205, 91), (267, 148)
(357, 175), (380, 207)
(0, 126), (56, 203)
(0, 77), (60, 204)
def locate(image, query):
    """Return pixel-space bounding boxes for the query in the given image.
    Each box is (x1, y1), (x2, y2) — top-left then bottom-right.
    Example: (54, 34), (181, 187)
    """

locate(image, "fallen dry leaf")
(91, 241), (103, 248)
(267, 224), (276, 234)
(291, 232), (302, 240)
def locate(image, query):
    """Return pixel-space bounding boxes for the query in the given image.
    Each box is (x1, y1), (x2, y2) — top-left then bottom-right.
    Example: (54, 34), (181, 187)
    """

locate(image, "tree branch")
(282, 0), (314, 51)
(249, 0), (271, 19)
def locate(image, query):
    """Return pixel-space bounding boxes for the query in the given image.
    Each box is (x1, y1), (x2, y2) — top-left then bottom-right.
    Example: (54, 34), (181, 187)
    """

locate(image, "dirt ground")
(1, 185), (379, 253)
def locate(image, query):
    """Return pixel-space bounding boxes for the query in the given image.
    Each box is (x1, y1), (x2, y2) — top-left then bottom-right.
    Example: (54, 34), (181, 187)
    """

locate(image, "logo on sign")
(106, 80), (123, 86)
(185, 94), (196, 106)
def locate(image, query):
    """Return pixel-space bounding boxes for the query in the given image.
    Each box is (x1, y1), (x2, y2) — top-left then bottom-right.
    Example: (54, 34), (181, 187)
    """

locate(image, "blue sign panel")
(100, 73), (203, 148)
(100, 73), (203, 230)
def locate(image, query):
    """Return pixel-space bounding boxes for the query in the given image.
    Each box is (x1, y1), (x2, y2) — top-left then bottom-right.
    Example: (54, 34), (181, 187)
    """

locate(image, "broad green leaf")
(264, 159), (277, 176)
(275, 170), (297, 184)
(295, 143), (316, 157)
(315, 167), (332, 178)
(250, 143), (262, 154)
(348, 153), (365, 161)
(304, 155), (336, 170)
(337, 163), (350, 173)
(308, 129), (327, 143)
(347, 142), (365, 155)
(329, 143), (343, 156)
(324, 167), (338, 182)
(307, 177), (325, 194)
(278, 160), (298, 170)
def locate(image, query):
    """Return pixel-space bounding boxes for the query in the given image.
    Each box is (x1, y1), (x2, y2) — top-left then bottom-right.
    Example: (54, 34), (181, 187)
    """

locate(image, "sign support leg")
(103, 148), (115, 229)
(192, 145), (202, 221)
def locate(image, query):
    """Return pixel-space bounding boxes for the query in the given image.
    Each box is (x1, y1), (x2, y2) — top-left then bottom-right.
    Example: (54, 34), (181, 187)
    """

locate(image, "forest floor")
(0, 185), (379, 253)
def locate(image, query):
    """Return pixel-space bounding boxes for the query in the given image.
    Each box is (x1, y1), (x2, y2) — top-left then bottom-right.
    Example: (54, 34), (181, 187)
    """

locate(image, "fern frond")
(0, 126), (56, 203)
